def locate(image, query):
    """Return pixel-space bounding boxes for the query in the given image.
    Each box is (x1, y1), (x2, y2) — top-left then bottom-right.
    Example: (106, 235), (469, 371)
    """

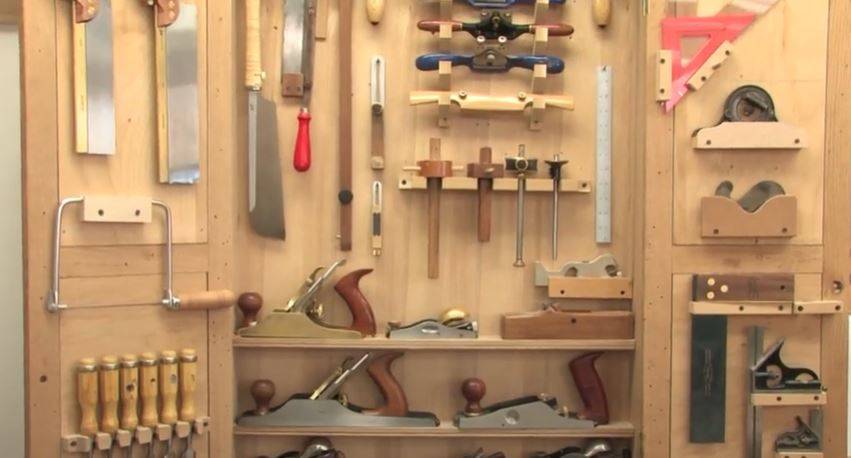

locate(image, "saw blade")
(282, 0), (314, 102)
(77, 0), (116, 155)
(248, 91), (285, 238)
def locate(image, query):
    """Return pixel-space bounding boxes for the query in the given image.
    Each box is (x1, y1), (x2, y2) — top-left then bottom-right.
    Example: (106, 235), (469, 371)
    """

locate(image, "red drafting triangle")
(661, 14), (756, 112)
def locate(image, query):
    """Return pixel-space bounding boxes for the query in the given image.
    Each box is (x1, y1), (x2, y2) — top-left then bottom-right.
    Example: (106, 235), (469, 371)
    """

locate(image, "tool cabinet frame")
(19, 0), (849, 457)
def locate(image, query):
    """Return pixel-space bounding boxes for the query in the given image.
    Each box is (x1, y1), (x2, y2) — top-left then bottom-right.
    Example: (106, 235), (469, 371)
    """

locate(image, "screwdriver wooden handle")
(99, 356), (120, 434)
(179, 349), (197, 421)
(119, 355), (139, 430)
(159, 351), (179, 424)
(177, 290), (236, 311)
(78, 358), (99, 436)
(365, 0), (384, 24)
(293, 108), (312, 172)
(245, 0), (263, 89)
(139, 353), (159, 427)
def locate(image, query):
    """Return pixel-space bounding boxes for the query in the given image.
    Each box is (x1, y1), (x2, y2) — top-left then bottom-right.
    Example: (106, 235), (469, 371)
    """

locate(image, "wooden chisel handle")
(293, 108), (312, 172)
(159, 351), (179, 424)
(245, 0), (263, 89)
(99, 356), (120, 434)
(78, 358), (99, 436)
(139, 353), (159, 427)
(179, 349), (197, 421)
(119, 355), (139, 430)
(178, 290), (236, 310)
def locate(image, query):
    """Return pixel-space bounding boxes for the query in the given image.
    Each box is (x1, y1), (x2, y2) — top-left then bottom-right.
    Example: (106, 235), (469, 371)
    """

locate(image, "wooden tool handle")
(178, 290), (236, 310)
(333, 269), (377, 336)
(179, 349), (197, 421)
(461, 378), (486, 415)
(364, 352), (409, 417)
(365, 0), (385, 24)
(139, 353), (159, 427)
(159, 351), (179, 424)
(237, 292), (263, 328)
(73, 0), (99, 23)
(153, 0), (180, 27)
(417, 20), (461, 33)
(569, 352), (610, 424)
(293, 108), (312, 172)
(245, 0), (264, 89)
(78, 358), (99, 436)
(99, 356), (120, 434)
(535, 23), (575, 36)
(592, 0), (612, 27)
(119, 355), (139, 430)
(250, 380), (276, 415)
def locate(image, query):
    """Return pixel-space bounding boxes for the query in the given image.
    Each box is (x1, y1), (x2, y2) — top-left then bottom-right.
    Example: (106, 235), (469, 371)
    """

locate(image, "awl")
(246, 0), (285, 239)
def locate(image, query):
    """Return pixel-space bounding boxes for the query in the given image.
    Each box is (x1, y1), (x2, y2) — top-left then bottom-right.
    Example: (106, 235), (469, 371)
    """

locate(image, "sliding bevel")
(370, 56), (385, 170)
(416, 48), (565, 74)
(71, 0), (116, 155)
(371, 181), (382, 256)
(418, 11), (573, 42)
(147, 0), (200, 184)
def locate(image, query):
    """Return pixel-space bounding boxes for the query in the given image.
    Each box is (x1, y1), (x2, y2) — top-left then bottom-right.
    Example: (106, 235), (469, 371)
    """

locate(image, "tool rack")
(17, 0), (850, 457)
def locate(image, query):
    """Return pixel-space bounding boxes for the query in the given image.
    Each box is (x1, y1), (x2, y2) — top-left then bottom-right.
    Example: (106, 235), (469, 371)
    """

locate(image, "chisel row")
(61, 349), (209, 458)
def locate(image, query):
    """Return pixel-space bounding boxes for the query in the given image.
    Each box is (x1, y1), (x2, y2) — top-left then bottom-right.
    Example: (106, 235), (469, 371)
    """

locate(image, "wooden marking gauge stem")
(339, 0), (354, 250)
(467, 147), (505, 242)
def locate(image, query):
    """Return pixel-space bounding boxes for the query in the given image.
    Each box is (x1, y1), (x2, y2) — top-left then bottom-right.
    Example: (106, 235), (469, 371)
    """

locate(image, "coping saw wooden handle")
(363, 352), (409, 417)
(294, 108), (312, 172)
(245, 0), (264, 89)
(177, 290), (236, 311)
(334, 269), (378, 336)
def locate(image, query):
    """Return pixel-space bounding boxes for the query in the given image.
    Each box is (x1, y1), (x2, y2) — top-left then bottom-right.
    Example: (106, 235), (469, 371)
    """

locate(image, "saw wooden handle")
(569, 352), (610, 425)
(139, 353), (159, 427)
(334, 269), (378, 336)
(179, 349), (197, 421)
(119, 355), (139, 430)
(99, 356), (120, 434)
(245, 0), (264, 89)
(78, 358), (99, 436)
(159, 351), (179, 424)
(364, 352), (409, 417)
(178, 290), (236, 310)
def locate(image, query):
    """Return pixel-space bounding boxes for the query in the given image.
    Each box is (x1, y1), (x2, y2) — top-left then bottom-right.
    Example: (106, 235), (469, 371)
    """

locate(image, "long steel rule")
(595, 65), (613, 244)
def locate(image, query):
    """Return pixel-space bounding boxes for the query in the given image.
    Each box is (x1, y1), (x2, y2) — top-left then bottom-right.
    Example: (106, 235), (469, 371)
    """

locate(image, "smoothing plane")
(237, 259), (377, 338)
(260, 437), (346, 458)
(237, 352), (439, 428)
(387, 308), (478, 339)
(532, 440), (618, 458)
(454, 352), (608, 429)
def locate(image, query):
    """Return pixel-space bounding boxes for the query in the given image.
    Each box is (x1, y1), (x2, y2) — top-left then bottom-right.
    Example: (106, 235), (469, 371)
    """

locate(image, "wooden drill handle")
(119, 355), (139, 430)
(592, 0), (612, 27)
(178, 290), (236, 311)
(179, 349), (197, 421)
(78, 358), (99, 436)
(365, 0), (384, 24)
(363, 352), (409, 417)
(333, 269), (377, 336)
(139, 353), (159, 427)
(245, 0), (263, 89)
(159, 351), (179, 424)
(99, 356), (120, 434)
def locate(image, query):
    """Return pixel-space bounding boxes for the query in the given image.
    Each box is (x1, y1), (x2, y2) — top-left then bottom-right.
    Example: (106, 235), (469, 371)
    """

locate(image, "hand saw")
(71, 0), (116, 155)
(283, 0), (316, 172)
(142, 0), (201, 184)
(246, 0), (285, 239)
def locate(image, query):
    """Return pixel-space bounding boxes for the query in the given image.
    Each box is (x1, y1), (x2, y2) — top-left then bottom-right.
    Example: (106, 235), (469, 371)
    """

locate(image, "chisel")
(139, 353), (159, 458)
(119, 355), (139, 458)
(179, 349), (198, 458)
(78, 358), (99, 458)
(160, 351), (179, 457)
(99, 356), (120, 458)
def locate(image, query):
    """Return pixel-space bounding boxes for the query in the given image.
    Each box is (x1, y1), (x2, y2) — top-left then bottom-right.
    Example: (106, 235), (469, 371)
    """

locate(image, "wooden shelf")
(398, 174), (591, 194)
(232, 335), (636, 351)
(233, 421), (636, 438)
(751, 391), (827, 406)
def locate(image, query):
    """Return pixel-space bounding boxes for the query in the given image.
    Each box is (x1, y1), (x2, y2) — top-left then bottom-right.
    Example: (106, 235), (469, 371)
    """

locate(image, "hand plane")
(387, 308), (478, 339)
(238, 259), (377, 339)
(454, 353), (608, 429)
(464, 449), (505, 458)
(502, 305), (634, 340)
(261, 438), (346, 458)
(534, 254), (622, 287)
(531, 440), (616, 457)
(775, 410), (822, 455)
(751, 338), (823, 393)
(237, 352), (439, 428)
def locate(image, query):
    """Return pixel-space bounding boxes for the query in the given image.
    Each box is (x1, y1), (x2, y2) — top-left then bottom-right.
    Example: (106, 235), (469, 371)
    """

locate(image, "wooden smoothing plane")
(259, 438), (346, 458)
(237, 352), (439, 428)
(454, 353), (608, 429)
(237, 259), (377, 338)
(531, 440), (622, 458)
(387, 308), (478, 339)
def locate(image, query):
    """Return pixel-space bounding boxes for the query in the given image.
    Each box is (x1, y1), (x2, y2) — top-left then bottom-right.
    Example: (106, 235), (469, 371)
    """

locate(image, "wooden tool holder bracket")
(693, 121), (808, 150)
(60, 417), (210, 453)
(655, 41), (733, 101)
(750, 392), (827, 407)
(547, 277), (634, 300)
(428, 0), (555, 129)
(398, 173), (591, 193)
(690, 300), (845, 316)
(701, 195), (797, 238)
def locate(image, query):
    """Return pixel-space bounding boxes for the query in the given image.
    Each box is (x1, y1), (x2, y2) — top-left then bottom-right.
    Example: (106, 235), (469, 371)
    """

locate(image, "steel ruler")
(595, 65), (612, 244)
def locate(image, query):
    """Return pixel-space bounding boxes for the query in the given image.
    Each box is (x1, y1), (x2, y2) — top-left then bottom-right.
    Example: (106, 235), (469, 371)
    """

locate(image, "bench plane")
(775, 410), (822, 455)
(532, 440), (615, 457)
(464, 449), (505, 458)
(261, 438), (346, 458)
(237, 352), (439, 428)
(534, 254), (622, 286)
(387, 308), (478, 339)
(502, 305), (634, 340)
(238, 259), (377, 338)
(751, 337), (823, 393)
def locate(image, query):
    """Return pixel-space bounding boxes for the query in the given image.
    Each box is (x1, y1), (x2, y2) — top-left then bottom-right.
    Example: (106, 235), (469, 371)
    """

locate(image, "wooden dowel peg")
(467, 147), (505, 242)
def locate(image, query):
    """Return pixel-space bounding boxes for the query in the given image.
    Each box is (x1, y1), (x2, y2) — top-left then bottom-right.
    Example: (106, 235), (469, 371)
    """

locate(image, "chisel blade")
(160, 2), (200, 184)
(248, 92), (285, 239)
(77, 0), (116, 155)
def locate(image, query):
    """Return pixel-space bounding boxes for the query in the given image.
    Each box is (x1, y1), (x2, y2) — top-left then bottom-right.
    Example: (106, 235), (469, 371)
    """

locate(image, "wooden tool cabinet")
(19, 0), (849, 457)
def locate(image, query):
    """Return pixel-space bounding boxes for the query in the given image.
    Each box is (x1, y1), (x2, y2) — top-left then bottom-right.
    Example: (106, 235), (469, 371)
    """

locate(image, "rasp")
(247, 0), (285, 239)
(147, 0), (200, 184)
(283, 0), (315, 172)
(71, 0), (116, 155)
